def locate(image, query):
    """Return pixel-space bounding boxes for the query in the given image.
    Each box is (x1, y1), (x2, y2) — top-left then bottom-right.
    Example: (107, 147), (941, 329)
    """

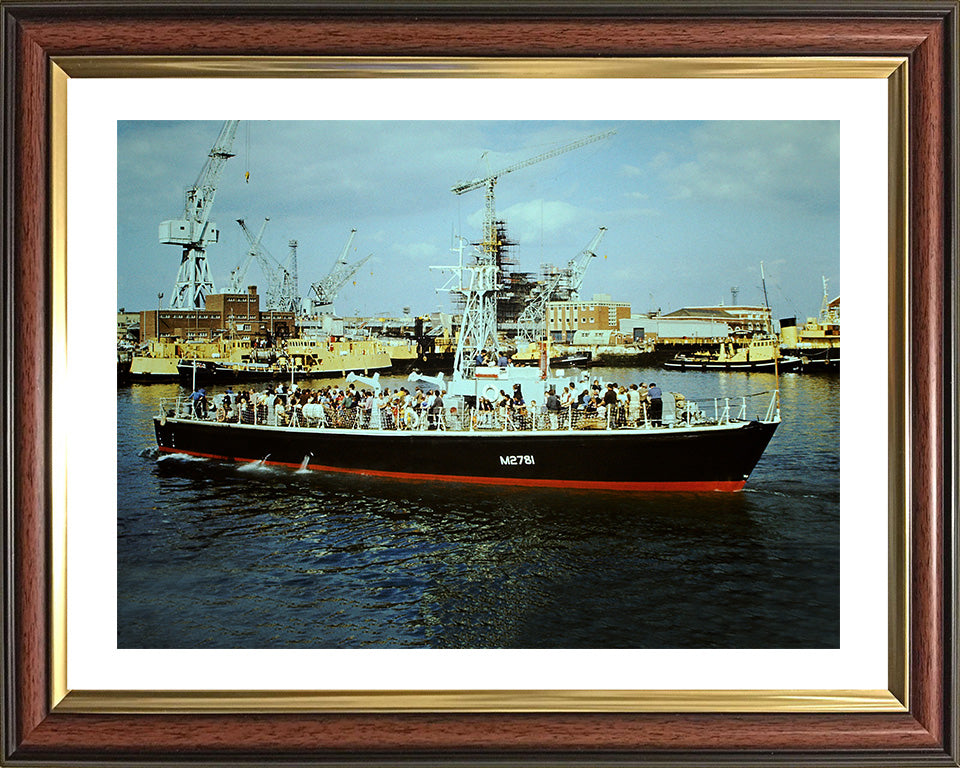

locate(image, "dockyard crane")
(160, 120), (240, 309)
(515, 226), (607, 343)
(559, 225), (606, 301)
(308, 229), (372, 314)
(451, 129), (616, 258)
(235, 218), (300, 313)
(447, 130), (615, 368)
(228, 217), (269, 294)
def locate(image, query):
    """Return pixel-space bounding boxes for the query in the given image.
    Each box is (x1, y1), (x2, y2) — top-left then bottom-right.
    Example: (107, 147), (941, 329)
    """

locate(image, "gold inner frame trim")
(53, 55), (905, 79)
(57, 688), (903, 714)
(50, 61), (69, 710)
(49, 56), (909, 715)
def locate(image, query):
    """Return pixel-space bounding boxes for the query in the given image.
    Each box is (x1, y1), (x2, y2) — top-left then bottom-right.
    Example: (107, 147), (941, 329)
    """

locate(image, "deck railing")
(159, 390), (779, 433)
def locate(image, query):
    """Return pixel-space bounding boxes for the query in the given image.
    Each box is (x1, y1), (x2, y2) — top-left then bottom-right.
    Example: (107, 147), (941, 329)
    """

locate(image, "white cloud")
(497, 199), (589, 243)
(657, 122), (839, 212)
(398, 241), (443, 262)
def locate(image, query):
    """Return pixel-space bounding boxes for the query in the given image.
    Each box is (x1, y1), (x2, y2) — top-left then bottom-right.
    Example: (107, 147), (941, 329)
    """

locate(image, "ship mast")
(760, 260), (772, 334)
(819, 275), (830, 321)
(433, 237), (487, 377)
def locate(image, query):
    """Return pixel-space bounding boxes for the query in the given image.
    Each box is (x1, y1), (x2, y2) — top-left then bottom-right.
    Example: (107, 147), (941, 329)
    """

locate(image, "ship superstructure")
(779, 276), (840, 370)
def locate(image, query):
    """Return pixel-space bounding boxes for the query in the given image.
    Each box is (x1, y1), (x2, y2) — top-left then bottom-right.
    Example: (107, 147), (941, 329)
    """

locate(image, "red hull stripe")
(158, 447), (746, 492)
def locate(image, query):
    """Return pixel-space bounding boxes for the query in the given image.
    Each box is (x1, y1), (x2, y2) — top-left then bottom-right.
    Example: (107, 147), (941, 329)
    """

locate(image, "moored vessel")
(664, 335), (801, 372)
(779, 277), (840, 371)
(174, 337), (392, 386)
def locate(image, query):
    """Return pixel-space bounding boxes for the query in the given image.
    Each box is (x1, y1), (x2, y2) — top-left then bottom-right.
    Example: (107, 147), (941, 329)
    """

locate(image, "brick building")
(546, 294), (632, 343)
(139, 286), (296, 342)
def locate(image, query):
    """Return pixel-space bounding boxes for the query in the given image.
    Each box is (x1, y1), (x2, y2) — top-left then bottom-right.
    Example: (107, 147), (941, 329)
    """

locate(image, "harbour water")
(117, 367), (839, 649)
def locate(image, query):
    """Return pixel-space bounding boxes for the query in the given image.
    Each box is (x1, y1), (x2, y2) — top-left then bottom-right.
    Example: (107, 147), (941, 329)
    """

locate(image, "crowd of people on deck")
(185, 376), (671, 431)
(188, 382), (449, 430)
(473, 379), (665, 430)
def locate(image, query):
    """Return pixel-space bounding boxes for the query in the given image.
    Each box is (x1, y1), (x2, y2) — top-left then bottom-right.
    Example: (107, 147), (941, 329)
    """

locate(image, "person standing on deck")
(602, 383), (619, 427)
(648, 382), (663, 427)
(189, 388), (208, 419)
(627, 384), (641, 426)
(545, 388), (561, 430)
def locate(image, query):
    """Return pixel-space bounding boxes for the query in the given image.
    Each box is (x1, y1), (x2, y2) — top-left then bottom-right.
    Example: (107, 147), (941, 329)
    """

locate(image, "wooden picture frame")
(2, 1), (957, 765)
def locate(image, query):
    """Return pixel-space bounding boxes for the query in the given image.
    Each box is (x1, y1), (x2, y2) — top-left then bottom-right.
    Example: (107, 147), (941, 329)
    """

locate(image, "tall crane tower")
(445, 129), (615, 369)
(160, 120), (240, 309)
(234, 218), (300, 313)
(516, 226), (607, 343)
(308, 229), (372, 315)
(280, 240), (300, 315)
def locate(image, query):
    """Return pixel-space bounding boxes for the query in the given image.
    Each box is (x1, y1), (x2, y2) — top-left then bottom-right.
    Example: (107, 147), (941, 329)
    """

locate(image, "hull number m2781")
(500, 455), (536, 466)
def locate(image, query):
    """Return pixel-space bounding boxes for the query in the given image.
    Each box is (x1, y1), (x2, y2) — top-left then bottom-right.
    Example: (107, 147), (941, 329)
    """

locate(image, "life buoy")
(216, 407), (226, 422)
(302, 403), (323, 421)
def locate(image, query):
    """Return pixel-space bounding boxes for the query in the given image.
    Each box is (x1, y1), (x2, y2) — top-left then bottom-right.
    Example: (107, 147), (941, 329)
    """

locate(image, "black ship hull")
(153, 417), (778, 492)
(554, 352), (592, 367)
(781, 347), (840, 372)
(126, 371), (180, 383)
(387, 351), (456, 375)
(513, 354), (591, 370)
(177, 360), (278, 385)
(664, 355), (801, 372)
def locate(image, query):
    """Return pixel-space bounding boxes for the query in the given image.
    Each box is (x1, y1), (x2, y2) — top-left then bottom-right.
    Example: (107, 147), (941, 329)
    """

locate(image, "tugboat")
(154, 221), (782, 492)
(512, 342), (593, 369)
(665, 262), (801, 373)
(779, 277), (840, 371)
(664, 335), (801, 372)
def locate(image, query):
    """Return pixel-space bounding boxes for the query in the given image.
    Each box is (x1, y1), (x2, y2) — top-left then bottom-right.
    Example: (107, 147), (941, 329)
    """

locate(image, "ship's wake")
(157, 452), (207, 463)
(295, 454), (313, 473)
(238, 455), (277, 473)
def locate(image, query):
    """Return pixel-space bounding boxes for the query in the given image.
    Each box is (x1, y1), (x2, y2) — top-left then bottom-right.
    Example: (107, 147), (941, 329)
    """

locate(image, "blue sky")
(117, 120), (839, 321)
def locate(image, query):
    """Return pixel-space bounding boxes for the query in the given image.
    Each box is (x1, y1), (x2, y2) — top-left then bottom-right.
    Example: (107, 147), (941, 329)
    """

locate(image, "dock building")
(620, 304), (774, 343)
(139, 285), (296, 343)
(546, 294), (632, 342)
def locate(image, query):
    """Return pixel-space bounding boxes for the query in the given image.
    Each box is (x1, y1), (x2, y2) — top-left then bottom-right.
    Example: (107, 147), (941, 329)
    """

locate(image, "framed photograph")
(3, 2), (957, 765)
